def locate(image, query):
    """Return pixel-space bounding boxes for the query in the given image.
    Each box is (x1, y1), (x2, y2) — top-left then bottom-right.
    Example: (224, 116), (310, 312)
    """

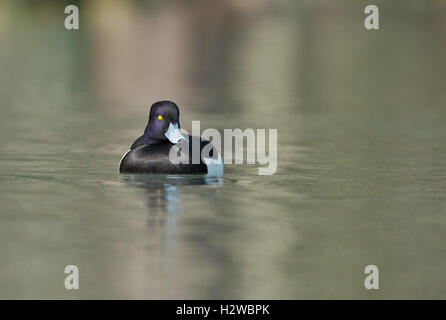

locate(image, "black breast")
(120, 135), (213, 174)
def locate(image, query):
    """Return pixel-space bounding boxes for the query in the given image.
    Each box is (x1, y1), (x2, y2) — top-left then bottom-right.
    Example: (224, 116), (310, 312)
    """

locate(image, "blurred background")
(1, 0), (446, 299)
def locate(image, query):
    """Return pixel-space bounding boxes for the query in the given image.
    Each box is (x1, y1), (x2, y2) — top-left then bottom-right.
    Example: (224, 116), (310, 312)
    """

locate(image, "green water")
(0, 1), (446, 299)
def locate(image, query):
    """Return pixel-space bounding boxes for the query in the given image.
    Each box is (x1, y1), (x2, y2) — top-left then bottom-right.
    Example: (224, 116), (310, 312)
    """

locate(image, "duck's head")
(143, 101), (184, 144)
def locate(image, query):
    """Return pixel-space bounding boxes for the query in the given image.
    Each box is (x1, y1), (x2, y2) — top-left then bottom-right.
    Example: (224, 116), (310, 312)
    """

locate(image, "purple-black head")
(143, 101), (182, 144)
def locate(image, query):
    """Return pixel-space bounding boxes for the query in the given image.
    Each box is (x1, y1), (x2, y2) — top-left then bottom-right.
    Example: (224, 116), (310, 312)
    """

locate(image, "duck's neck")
(143, 126), (162, 145)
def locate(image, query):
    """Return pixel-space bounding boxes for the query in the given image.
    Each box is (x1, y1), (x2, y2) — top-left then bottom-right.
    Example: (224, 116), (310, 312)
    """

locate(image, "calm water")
(1, 1), (446, 299)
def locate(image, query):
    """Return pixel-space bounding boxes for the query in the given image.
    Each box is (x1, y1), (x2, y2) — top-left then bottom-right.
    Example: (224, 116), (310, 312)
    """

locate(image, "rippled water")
(1, 1), (446, 299)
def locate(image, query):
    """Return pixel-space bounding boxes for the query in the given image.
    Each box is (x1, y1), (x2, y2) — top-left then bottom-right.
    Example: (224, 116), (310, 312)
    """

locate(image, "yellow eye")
(157, 115), (163, 120)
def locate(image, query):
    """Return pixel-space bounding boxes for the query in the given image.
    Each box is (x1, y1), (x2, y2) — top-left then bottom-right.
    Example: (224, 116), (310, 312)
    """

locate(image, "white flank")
(119, 149), (131, 169)
(203, 152), (223, 176)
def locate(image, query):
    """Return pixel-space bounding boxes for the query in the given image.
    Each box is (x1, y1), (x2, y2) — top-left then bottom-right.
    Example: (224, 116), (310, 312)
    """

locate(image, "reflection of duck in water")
(119, 101), (223, 175)
(120, 173), (223, 296)
(120, 174), (223, 213)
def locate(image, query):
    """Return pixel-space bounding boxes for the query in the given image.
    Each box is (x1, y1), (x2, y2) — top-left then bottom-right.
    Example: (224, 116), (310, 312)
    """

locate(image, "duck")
(119, 101), (223, 175)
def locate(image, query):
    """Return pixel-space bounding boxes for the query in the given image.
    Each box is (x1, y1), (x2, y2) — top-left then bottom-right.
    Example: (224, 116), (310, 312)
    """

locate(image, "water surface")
(1, 1), (446, 299)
